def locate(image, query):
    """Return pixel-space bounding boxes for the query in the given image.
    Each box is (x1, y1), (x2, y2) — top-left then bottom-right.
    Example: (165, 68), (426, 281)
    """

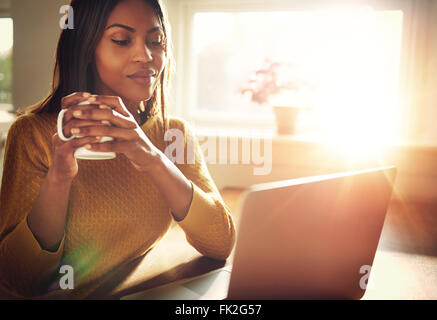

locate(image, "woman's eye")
(148, 37), (164, 48)
(111, 39), (131, 46)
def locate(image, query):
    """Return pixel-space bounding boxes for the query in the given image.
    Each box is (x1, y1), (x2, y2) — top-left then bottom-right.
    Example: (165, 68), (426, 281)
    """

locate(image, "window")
(171, 0), (413, 145)
(0, 17), (12, 111)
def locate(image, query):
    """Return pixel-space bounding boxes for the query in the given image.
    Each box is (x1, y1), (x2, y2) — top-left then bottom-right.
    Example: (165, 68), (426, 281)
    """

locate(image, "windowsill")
(0, 103), (13, 112)
(186, 107), (437, 150)
(193, 125), (437, 151)
(0, 108), (15, 132)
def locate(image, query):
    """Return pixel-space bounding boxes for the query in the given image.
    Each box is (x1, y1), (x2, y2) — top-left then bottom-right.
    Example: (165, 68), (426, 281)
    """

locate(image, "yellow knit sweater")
(0, 111), (235, 299)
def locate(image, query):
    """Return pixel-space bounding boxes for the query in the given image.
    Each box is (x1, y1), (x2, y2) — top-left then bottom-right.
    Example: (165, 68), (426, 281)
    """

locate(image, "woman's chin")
(122, 91), (154, 104)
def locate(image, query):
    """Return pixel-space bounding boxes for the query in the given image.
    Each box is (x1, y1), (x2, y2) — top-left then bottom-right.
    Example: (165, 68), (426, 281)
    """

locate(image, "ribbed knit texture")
(0, 111), (235, 299)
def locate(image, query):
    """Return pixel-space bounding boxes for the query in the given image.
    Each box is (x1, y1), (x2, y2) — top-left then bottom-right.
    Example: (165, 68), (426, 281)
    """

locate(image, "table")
(86, 188), (437, 300)
(363, 250), (437, 299)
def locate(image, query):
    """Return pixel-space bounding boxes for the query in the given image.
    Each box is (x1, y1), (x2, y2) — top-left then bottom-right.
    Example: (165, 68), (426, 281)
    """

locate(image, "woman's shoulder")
(10, 111), (56, 130)
(168, 116), (194, 133)
(8, 111), (56, 142)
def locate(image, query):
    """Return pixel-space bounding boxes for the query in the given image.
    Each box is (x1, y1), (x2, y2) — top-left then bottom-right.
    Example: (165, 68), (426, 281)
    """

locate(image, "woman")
(0, 0), (235, 298)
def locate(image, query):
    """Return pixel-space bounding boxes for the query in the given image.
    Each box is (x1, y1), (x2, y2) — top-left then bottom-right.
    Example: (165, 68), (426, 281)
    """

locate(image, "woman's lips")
(128, 75), (154, 85)
(127, 70), (156, 85)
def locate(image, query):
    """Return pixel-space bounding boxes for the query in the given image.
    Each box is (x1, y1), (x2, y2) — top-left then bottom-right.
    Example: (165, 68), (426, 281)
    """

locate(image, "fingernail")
(88, 97), (96, 103)
(71, 128), (80, 134)
(101, 120), (111, 125)
(83, 92), (91, 98)
(85, 144), (92, 150)
(73, 111), (82, 117)
(99, 105), (109, 109)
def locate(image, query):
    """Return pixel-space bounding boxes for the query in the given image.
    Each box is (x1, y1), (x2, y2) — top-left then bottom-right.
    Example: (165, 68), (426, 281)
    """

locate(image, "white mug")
(57, 101), (116, 160)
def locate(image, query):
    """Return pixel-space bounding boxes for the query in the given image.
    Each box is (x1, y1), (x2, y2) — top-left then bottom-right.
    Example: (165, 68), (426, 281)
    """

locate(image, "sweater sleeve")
(168, 119), (236, 261)
(0, 115), (65, 297)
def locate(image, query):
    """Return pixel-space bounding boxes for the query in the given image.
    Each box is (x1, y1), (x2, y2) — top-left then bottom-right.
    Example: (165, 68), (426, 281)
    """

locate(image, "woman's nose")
(133, 43), (153, 63)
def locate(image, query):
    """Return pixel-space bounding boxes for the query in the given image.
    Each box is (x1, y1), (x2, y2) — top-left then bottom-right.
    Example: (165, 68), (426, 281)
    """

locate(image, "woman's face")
(93, 0), (166, 108)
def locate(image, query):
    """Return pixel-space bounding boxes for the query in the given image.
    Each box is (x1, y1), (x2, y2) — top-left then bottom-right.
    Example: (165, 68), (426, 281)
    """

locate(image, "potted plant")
(240, 59), (308, 135)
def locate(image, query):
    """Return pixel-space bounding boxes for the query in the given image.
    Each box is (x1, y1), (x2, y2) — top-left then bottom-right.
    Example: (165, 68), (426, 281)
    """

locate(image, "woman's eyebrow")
(106, 24), (136, 32)
(105, 24), (163, 34)
(147, 26), (162, 34)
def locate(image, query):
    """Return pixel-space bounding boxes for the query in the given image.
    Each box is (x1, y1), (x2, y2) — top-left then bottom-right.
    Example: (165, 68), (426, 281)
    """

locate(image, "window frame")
(0, 0), (13, 111)
(0, 16), (13, 111)
(0, 0), (11, 19)
(168, 0), (428, 143)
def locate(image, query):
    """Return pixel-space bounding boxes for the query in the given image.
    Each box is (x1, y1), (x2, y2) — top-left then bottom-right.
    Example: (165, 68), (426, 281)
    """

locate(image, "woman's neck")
(123, 98), (143, 124)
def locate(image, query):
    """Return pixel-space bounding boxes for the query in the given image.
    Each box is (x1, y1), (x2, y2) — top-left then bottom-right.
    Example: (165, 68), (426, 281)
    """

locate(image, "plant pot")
(272, 106), (301, 135)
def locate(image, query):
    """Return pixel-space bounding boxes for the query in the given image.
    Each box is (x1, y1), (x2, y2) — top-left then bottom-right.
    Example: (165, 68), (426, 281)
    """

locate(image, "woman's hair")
(20, 0), (173, 131)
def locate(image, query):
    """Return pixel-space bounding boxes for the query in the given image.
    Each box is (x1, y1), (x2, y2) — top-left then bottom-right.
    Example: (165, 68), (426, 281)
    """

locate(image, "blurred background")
(1, 0), (437, 254)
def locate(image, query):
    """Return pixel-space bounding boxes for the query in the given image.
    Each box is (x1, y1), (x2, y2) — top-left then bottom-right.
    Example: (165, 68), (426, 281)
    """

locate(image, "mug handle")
(57, 109), (75, 141)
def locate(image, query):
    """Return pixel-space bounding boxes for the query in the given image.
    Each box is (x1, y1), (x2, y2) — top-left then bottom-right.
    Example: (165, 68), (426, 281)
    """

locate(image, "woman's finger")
(62, 119), (110, 138)
(54, 135), (102, 156)
(61, 92), (92, 109)
(68, 124), (138, 141)
(61, 103), (101, 123)
(66, 107), (137, 129)
(69, 136), (104, 150)
(89, 95), (131, 117)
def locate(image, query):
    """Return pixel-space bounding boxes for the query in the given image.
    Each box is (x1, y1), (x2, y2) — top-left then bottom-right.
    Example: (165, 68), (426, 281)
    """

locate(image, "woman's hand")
(50, 92), (108, 181)
(59, 93), (163, 173)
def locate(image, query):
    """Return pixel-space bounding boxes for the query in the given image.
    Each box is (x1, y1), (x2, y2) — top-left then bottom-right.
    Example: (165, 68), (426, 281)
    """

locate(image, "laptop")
(121, 166), (396, 300)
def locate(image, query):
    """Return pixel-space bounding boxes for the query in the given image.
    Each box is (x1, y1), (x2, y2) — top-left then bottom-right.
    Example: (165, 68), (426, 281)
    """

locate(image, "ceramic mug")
(57, 100), (116, 160)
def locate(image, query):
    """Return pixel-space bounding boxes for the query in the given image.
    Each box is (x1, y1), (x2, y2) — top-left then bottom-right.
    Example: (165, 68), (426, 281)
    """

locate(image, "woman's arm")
(26, 169), (73, 251)
(143, 151), (193, 221)
(0, 94), (104, 296)
(0, 116), (72, 295)
(65, 95), (193, 219)
(66, 95), (236, 260)
(168, 119), (236, 260)
(27, 94), (109, 250)
(133, 138), (236, 260)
